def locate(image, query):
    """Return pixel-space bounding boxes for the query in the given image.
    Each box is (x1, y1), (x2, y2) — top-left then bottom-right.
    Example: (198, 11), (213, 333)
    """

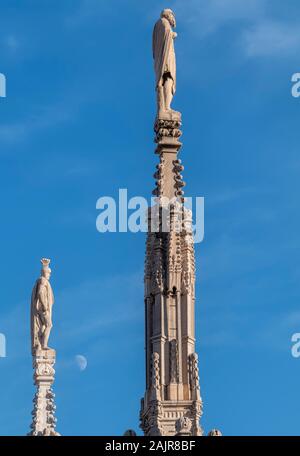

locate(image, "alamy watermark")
(0, 333), (6, 358)
(291, 333), (300, 358)
(96, 189), (204, 243)
(0, 73), (6, 98)
(291, 73), (300, 98)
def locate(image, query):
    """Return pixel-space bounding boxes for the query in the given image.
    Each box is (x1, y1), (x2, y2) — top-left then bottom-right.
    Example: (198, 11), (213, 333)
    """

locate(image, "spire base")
(28, 349), (59, 436)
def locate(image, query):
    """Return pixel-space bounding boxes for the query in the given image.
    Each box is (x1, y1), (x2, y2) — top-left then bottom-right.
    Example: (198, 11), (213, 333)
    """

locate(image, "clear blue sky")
(1, 0), (300, 436)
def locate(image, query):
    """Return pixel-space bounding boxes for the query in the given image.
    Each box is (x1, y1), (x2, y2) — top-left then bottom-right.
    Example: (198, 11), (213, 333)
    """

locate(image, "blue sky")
(1, 0), (300, 436)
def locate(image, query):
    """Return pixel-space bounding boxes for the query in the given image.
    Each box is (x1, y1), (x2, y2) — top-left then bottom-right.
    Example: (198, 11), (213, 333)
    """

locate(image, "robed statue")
(153, 9), (178, 116)
(31, 259), (54, 353)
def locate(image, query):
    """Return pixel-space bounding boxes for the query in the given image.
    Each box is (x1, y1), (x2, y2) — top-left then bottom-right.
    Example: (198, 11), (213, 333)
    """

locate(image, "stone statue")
(31, 259), (54, 353)
(175, 416), (192, 436)
(153, 9), (178, 116)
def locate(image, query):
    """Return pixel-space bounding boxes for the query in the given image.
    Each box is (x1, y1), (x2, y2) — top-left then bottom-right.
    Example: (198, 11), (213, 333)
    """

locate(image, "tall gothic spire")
(139, 10), (203, 436)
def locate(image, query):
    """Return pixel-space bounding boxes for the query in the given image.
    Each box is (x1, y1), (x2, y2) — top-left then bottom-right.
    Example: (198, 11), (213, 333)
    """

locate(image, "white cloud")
(173, 0), (265, 37)
(0, 103), (73, 145)
(208, 186), (257, 205)
(54, 271), (143, 345)
(172, 0), (300, 58)
(66, 0), (109, 27)
(0, 83), (97, 147)
(243, 20), (300, 57)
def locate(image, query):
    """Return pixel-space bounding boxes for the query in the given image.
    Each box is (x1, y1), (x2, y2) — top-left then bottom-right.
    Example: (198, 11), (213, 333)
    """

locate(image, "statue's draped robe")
(153, 17), (176, 95)
(31, 277), (54, 352)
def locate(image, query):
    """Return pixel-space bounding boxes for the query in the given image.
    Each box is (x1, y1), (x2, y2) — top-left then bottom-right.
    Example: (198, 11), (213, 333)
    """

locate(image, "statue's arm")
(38, 284), (48, 313)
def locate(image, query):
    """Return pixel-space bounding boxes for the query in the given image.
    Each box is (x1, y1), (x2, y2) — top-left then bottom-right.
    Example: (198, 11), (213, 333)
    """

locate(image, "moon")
(75, 355), (88, 371)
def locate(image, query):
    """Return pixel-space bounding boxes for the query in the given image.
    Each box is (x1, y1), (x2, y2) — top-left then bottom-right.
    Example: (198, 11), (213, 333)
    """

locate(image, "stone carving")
(170, 339), (178, 383)
(29, 259), (59, 436)
(189, 353), (201, 401)
(175, 416), (192, 436)
(154, 118), (182, 143)
(29, 352), (59, 436)
(150, 238), (164, 293)
(182, 270), (193, 294)
(140, 353), (165, 436)
(191, 400), (204, 436)
(208, 429), (222, 436)
(168, 199), (184, 235)
(31, 259), (54, 353)
(182, 207), (194, 235)
(148, 401), (164, 436)
(173, 159), (185, 197)
(152, 157), (165, 198)
(34, 359), (55, 378)
(140, 401), (164, 437)
(141, 10), (208, 437)
(153, 9), (178, 115)
(144, 231), (155, 285)
(181, 213), (196, 294)
(151, 352), (161, 400)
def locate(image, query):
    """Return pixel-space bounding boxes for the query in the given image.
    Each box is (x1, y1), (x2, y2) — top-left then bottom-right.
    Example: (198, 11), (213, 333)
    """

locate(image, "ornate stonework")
(175, 416), (192, 436)
(29, 260), (59, 436)
(29, 349), (59, 436)
(140, 11), (204, 437)
(154, 118), (182, 143)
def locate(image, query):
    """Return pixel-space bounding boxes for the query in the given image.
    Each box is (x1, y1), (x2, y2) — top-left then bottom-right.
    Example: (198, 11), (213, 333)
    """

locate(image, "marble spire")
(29, 259), (59, 436)
(140, 9), (203, 436)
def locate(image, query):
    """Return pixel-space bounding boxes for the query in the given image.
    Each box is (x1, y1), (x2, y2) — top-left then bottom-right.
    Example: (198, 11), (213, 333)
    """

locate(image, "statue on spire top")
(30, 258), (54, 354)
(153, 9), (179, 117)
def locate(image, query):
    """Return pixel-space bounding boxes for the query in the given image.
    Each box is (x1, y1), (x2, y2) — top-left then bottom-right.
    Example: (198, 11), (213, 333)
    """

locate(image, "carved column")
(29, 258), (59, 436)
(29, 349), (59, 436)
(140, 9), (221, 437)
(140, 109), (204, 436)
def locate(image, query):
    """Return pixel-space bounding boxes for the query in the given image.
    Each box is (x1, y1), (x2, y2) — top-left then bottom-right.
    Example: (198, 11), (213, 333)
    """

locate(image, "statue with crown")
(31, 258), (55, 355)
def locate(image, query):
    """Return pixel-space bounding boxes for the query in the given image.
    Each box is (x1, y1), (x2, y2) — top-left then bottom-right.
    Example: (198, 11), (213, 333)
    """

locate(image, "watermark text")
(291, 73), (300, 98)
(0, 333), (6, 358)
(96, 189), (204, 243)
(0, 73), (6, 98)
(291, 333), (300, 358)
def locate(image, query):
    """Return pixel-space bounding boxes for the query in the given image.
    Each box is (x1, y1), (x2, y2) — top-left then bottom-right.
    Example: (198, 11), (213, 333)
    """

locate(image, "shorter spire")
(29, 259), (59, 436)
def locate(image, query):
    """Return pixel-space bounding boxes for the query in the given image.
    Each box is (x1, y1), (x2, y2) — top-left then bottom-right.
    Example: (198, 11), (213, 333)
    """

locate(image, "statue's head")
(161, 8), (176, 28)
(41, 258), (51, 280)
